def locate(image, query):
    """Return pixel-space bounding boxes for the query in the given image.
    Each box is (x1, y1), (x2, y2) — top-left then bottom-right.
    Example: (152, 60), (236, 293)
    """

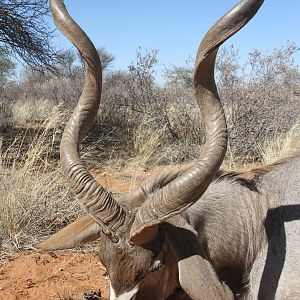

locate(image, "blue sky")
(49, 1), (300, 74)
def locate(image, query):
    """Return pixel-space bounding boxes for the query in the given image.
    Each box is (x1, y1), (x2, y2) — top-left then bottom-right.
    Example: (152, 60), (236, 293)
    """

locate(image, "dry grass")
(0, 111), (81, 250)
(1, 43), (299, 249)
(129, 117), (167, 169)
(11, 98), (60, 126)
(259, 120), (300, 164)
(53, 282), (74, 300)
(1, 103), (298, 250)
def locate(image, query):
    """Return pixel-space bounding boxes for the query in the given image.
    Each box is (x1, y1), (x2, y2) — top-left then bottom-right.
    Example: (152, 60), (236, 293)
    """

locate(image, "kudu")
(35, 0), (300, 299)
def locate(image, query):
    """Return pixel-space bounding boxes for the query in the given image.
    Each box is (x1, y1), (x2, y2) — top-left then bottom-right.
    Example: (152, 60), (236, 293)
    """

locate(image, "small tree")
(164, 65), (193, 87)
(0, 47), (15, 81)
(56, 49), (83, 80)
(0, 0), (57, 69)
(77, 47), (115, 73)
(164, 55), (194, 88)
(97, 47), (115, 72)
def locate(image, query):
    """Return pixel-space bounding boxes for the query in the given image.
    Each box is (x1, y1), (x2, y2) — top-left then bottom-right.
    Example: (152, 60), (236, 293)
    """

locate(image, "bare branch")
(0, 0), (58, 70)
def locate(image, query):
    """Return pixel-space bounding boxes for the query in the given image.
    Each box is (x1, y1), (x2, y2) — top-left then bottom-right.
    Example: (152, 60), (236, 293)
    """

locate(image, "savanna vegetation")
(0, 1), (299, 250)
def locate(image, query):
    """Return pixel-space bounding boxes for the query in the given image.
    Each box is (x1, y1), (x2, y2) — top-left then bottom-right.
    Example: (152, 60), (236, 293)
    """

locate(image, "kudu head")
(35, 0), (264, 299)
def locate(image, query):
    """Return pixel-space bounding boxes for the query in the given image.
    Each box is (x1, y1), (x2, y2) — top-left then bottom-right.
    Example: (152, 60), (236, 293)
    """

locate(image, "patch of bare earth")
(0, 251), (109, 300)
(0, 166), (172, 300)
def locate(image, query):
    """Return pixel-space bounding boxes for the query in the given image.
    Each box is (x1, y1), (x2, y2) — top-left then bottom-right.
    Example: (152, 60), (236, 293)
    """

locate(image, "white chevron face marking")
(109, 283), (139, 300)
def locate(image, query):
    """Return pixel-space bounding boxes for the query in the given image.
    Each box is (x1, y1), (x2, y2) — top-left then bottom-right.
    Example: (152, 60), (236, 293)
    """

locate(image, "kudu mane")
(218, 149), (300, 185)
(138, 148), (300, 200)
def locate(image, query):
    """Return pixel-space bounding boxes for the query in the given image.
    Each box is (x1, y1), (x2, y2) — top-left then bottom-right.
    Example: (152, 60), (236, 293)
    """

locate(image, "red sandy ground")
(0, 167), (164, 300)
(0, 251), (109, 300)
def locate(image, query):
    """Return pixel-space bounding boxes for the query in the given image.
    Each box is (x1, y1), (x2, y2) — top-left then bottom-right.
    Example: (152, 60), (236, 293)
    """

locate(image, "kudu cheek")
(109, 283), (139, 300)
(134, 269), (169, 300)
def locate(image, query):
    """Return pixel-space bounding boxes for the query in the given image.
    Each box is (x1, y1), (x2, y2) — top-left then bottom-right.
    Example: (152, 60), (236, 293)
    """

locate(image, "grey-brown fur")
(114, 153), (299, 298)
(182, 153), (300, 298)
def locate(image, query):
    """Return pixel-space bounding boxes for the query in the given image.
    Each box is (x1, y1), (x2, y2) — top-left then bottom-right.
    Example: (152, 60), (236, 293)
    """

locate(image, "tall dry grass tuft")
(11, 98), (59, 126)
(129, 117), (167, 169)
(52, 282), (75, 300)
(0, 109), (81, 249)
(259, 120), (300, 164)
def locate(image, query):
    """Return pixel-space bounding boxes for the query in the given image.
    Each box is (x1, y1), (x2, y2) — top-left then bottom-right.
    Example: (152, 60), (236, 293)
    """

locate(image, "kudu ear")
(33, 216), (101, 250)
(164, 217), (233, 300)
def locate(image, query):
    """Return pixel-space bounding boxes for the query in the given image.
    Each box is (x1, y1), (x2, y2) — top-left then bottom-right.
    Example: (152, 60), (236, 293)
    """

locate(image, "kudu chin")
(35, 0), (300, 299)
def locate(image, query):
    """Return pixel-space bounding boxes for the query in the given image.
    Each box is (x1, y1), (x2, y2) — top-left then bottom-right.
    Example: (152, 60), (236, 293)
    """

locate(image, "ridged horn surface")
(50, 0), (126, 242)
(130, 0), (264, 244)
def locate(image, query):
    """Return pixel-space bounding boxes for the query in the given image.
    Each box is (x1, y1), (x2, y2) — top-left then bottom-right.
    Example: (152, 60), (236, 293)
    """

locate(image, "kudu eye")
(150, 251), (164, 272)
(151, 260), (164, 272)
